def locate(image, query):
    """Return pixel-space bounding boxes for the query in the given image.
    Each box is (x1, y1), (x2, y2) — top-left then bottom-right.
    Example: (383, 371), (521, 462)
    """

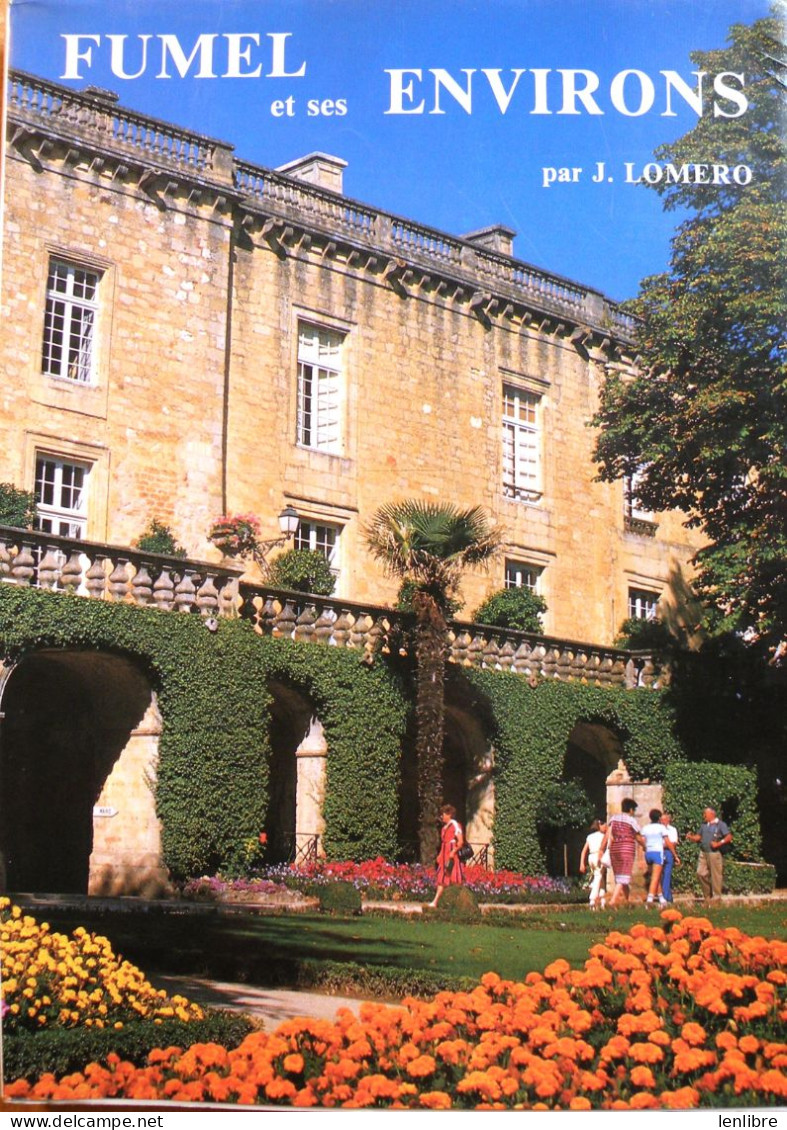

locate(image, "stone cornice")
(7, 69), (638, 352)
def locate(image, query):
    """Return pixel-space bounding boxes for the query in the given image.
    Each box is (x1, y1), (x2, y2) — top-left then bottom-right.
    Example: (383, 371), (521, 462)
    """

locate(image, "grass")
(27, 899), (787, 997)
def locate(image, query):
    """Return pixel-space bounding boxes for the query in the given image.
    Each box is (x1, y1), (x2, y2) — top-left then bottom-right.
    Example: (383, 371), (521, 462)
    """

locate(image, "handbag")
(457, 842), (473, 863)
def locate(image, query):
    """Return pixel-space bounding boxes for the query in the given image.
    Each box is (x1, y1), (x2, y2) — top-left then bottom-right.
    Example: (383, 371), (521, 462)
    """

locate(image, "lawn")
(29, 899), (787, 997)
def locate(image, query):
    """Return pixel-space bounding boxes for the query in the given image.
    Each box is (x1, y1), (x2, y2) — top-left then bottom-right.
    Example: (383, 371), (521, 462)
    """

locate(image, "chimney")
(463, 224), (517, 257)
(276, 152), (347, 194)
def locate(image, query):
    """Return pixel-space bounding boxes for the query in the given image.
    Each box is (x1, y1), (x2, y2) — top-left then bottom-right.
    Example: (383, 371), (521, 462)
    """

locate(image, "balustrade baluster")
(349, 613), (373, 651)
(196, 573), (219, 616)
(10, 541), (36, 586)
(131, 562), (154, 606)
(273, 599), (297, 639)
(295, 604), (318, 641)
(217, 575), (240, 619)
(451, 630), (472, 666)
(0, 538), (11, 580)
(331, 609), (353, 648)
(152, 568), (175, 612)
(512, 641), (533, 675)
(85, 556), (108, 599)
(108, 558), (130, 602)
(174, 569), (198, 613)
(313, 605), (336, 644)
(258, 596), (279, 634)
(60, 549), (84, 593)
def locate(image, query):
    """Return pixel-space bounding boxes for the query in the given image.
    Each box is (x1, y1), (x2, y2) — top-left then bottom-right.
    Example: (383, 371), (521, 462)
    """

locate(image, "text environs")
(385, 68), (748, 118)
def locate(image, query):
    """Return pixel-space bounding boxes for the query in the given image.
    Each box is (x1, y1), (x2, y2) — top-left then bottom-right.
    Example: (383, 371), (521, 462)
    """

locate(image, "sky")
(7, 0), (773, 301)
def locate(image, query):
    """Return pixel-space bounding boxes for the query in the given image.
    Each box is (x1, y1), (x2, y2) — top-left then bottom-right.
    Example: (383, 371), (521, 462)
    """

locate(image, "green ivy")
(472, 587), (547, 633)
(0, 483), (36, 529)
(464, 672), (685, 875)
(1, 586), (767, 887)
(663, 761), (763, 866)
(266, 549), (336, 596)
(0, 586), (405, 877)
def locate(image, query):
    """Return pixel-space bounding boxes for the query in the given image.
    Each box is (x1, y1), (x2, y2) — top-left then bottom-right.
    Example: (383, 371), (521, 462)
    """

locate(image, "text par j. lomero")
(542, 161), (754, 188)
(59, 32), (755, 120)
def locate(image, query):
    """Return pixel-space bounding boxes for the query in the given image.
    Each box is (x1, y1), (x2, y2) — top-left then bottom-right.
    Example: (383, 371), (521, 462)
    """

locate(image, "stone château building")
(0, 71), (703, 894)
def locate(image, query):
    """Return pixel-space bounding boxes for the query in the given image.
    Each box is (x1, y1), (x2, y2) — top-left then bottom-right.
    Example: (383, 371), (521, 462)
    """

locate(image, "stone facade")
(2, 72), (702, 647)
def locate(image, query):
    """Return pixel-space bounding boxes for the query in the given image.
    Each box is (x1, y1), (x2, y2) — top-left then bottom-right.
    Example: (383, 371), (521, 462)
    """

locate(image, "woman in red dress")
(601, 797), (645, 908)
(428, 804), (465, 908)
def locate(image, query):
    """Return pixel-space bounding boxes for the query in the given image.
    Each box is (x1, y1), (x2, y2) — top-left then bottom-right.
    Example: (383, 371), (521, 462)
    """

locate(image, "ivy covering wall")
(464, 672), (684, 874)
(0, 586), (738, 883)
(0, 587), (407, 877)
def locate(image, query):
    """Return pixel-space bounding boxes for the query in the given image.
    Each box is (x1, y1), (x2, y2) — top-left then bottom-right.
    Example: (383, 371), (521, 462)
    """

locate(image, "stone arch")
(267, 679), (327, 864)
(0, 650), (165, 895)
(396, 675), (497, 863)
(555, 718), (626, 875)
(444, 705), (496, 860)
(564, 719), (625, 819)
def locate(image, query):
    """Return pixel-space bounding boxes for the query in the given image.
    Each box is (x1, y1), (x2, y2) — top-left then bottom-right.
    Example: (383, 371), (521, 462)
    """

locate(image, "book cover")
(0, 0), (782, 1116)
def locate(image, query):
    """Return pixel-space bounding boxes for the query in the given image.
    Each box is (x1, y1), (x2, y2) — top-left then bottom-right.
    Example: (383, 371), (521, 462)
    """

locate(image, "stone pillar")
(88, 696), (171, 896)
(466, 746), (496, 867)
(295, 716), (327, 855)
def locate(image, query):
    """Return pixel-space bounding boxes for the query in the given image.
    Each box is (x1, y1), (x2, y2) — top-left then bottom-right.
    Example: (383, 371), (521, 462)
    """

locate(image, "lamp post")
(252, 506), (300, 572)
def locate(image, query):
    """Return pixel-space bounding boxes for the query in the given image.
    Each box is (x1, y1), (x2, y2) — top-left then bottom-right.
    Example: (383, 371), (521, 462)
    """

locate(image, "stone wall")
(1, 71), (702, 651)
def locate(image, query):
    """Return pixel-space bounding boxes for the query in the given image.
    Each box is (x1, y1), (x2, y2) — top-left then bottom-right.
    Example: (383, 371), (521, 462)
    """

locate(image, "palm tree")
(365, 501), (501, 863)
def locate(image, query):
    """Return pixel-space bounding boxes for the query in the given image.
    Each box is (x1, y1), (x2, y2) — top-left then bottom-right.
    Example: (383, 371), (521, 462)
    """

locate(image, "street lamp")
(253, 505), (300, 572)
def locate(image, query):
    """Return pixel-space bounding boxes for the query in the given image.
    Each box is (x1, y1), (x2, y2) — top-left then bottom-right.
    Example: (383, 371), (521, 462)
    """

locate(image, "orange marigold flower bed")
(7, 911), (786, 1110)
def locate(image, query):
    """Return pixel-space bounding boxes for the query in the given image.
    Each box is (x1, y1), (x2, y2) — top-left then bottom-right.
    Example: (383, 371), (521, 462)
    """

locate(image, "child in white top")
(641, 808), (672, 907)
(579, 820), (608, 910)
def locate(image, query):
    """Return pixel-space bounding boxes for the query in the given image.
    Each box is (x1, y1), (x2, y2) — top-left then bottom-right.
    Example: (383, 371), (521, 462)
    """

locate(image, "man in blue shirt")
(686, 807), (732, 899)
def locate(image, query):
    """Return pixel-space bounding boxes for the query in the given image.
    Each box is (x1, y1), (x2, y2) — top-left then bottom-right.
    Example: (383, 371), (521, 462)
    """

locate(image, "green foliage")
(430, 884), (481, 923)
(266, 548), (336, 596)
(4, 1012), (254, 1082)
(472, 587), (547, 633)
(317, 881), (363, 916)
(535, 780), (595, 832)
(0, 483), (36, 529)
(615, 616), (674, 652)
(663, 760), (763, 862)
(466, 671), (685, 875)
(134, 518), (187, 558)
(365, 500), (501, 602)
(365, 500), (502, 865)
(592, 17), (787, 653)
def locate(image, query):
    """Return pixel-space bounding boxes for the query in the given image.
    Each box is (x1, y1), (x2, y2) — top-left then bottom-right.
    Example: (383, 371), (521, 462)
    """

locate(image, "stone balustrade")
(8, 70), (235, 182)
(8, 70), (637, 343)
(0, 526), (663, 689)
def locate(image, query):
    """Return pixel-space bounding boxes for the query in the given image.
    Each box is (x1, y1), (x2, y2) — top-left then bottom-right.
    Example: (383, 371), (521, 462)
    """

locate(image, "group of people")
(427, 799), (733, 911)
(580, 802), (732, 909)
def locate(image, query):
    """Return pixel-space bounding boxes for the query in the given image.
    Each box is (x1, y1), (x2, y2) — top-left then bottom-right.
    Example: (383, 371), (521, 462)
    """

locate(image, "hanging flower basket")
(208, 513), (261, 558)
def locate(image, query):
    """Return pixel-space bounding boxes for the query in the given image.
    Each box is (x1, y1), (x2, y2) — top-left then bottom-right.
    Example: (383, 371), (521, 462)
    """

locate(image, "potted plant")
(208, 513), (261, 558)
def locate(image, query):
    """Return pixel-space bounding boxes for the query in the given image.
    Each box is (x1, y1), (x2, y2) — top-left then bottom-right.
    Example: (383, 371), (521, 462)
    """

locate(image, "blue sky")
(8, 0), (771, 301)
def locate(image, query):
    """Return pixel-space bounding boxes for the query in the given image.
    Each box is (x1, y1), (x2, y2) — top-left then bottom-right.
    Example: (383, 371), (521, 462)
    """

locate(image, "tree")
(592, 16), (786, 656)
(0, 483), (36, 529)
(266, 547), (336, 596)
(134, 518), (186, 558)
(472, 587), (547, 634)
(365, 501), (501, 862)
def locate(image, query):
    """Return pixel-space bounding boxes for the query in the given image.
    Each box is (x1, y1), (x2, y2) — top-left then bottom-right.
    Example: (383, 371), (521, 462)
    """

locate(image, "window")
(502, 384), (541, 501)
(34, 456), (90, 538)
(505, 559), (543, 593)
(628, 587), (660, 621)
(294, 520), (341, 577)
(296, 323), (343, 452)
(42, 259), (101, 383)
